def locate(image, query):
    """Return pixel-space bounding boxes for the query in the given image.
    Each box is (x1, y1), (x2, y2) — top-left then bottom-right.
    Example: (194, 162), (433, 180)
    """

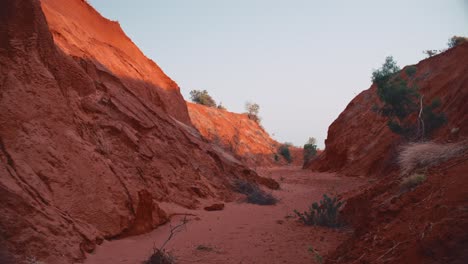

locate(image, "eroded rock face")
(41, 0), (190, 125)
(326, 154), (468, 264)
(188, 102), (303, 167)
(304, 42), (468, 264)
(306, 43), (468, 176)
(0, 0), (276, 262)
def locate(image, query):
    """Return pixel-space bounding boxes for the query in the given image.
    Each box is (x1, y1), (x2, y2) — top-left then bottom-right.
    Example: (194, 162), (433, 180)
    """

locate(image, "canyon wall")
(0, 0), (276, 263)
(308, 42), (468, 263)
(306, 43), (468, 176)
(188, 102), (303, 167)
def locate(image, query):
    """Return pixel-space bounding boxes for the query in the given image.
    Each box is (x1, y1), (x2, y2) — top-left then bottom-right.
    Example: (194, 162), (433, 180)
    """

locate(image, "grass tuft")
(398, 141), (467, 175)
(233, 179), (278, 205)
(400, 173), (427, 191)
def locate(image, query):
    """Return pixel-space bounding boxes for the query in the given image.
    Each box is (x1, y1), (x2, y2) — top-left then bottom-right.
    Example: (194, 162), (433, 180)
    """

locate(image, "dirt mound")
(188, 102), (303, 167)
(0, 0), (276, 262)
(306, 43), (468, 176)
(326, 154), (468, 263)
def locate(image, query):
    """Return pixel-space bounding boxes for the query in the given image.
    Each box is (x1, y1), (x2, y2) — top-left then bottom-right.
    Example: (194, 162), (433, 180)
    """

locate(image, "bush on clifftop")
(190, 90), (217, 107)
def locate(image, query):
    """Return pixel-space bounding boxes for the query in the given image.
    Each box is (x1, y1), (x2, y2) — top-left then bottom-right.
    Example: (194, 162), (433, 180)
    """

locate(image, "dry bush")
(143, 218), (187, 264)
(398, 141), (467, 175)
(400, 173), (427, 191)
(294, 194), (344, 228)
(143, 250), (175, 264)
(232, 179), (278, 205)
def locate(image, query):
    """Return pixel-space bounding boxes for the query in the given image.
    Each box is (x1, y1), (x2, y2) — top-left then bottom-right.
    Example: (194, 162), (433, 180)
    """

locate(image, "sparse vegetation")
(294, 194), (344, 228)
(303, 137), (318, 165)
(278, 143), (292, 163)
(233, 179), (278, 205)
(423, 49), (438, 58)
(25, 256), (45, 264)
(308, 246), (323, 264)
(372, 56), (446, 140)
(274, 153), (279, 162)
(245, 101), (261, 123)
(216, 102), (226, 110)
(400, 173), (426, 191)
(404, 65), (417, 78)
(195, 245), (213, 252)
(398, 141), (467, 175)
(189, 90), (217, 107)
(144, 217), (188, 264)
(447, 36), (467, 49)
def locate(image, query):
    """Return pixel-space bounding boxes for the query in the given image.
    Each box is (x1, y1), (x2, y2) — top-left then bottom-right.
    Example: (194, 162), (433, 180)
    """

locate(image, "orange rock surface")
(188, 102), (303, 167)
(0, 0), (276, 262)
(306, 43), (468, 176)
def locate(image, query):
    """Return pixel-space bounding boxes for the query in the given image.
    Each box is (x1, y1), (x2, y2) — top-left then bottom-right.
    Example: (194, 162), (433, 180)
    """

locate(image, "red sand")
(85, 167), (366, 264)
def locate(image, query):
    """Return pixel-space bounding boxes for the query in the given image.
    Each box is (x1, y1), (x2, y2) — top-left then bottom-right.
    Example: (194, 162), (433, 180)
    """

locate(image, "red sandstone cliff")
(306, 43), (468, 176)
(188, 102), (303, 167)
(327, 153), (468, 263)
(0, 0), (276, 263)
(305, 43), (468, 263)
(41, 0), (190, 124)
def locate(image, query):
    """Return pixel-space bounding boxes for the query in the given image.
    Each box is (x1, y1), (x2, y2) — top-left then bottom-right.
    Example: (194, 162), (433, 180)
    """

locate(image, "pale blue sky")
(88, 0), (467, 148)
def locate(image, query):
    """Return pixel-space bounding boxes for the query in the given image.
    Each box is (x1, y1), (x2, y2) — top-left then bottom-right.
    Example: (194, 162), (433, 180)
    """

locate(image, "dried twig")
(159, 217), (188, 251)
(375, 240), (408, 262)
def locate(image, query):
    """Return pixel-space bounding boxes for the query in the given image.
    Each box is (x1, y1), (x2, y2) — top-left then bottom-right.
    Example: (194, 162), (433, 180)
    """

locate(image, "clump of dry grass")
(398, 141), (467, 175)
(232, 179), (278, 205)
(400, 173), (427, 191)
(195, 245), (213, 252)
(143, 250), (175, 264)
(143, 217), (188, 264)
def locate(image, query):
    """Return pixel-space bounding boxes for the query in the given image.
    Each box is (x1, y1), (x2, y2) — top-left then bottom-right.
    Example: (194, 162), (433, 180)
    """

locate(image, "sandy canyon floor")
(85, 167), (366, 264)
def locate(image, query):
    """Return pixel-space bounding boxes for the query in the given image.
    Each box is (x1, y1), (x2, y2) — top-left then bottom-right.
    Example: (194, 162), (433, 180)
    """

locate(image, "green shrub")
(404, 65), (417, 78)
(400, 173), (426, 191)
(278, 144), (292, 163)
(189, 90), (216, 107)
(303, 144), (317, 163)
(274, 153), (279, 162)
(372, 57), (418, 121)
(294, 194), (344, 228)
(245, 102), (261, 123)
(422, 98), (447, 137)
(303, 137), (318, 164)
(233, 179), (278, 205)
(308, 246), (323, 264)
(423, 50), (438, 58)
(447, 36), (467, 48)
(372, 56), (446, 140)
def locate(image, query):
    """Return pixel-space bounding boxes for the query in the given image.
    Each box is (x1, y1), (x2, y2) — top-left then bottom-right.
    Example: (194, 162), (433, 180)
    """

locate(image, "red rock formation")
(41, 0), (190, 124)
(305, 42), (468, 263)
(188, 102), (303, 167)
(306, 43), (468, 176)
(0, 0), (276, 262)
(326, 153), (468, 263)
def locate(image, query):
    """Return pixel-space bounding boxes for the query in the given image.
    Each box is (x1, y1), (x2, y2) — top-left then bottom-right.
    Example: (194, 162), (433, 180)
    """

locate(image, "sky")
(88, 0), (468, 148)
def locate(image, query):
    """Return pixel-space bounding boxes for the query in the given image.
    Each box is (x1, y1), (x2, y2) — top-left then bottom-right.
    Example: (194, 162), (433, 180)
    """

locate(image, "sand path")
(85, 166), (366, 264)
